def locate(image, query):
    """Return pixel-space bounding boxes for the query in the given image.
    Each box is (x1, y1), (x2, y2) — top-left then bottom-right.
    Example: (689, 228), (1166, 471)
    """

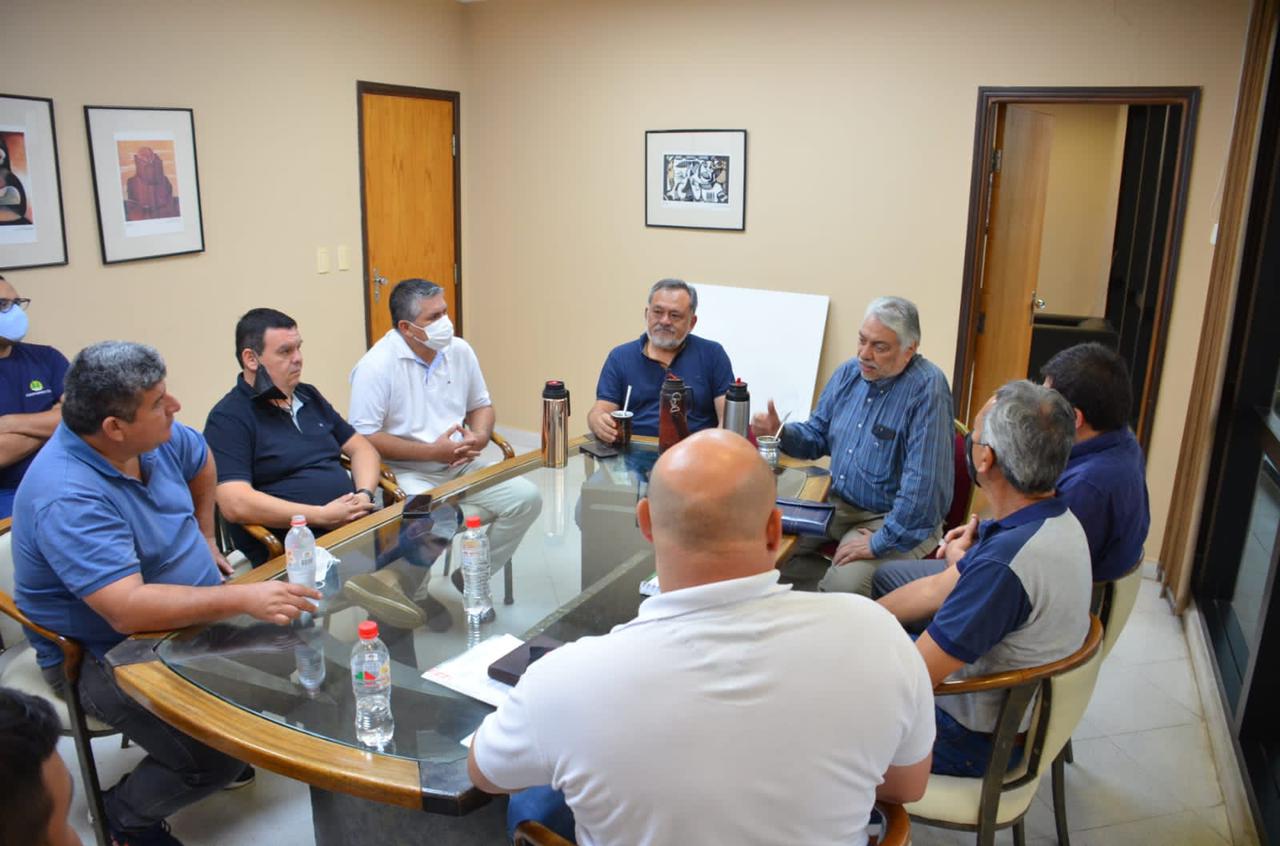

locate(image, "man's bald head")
(645, 429), (778, 552)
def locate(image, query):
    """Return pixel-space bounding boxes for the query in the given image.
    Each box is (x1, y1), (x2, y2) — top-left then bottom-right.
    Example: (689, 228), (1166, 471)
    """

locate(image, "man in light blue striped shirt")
(753, 297), (954, 595)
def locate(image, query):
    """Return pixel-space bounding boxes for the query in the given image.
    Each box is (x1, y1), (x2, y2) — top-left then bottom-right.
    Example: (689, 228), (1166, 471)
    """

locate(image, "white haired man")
(752, 296), (954, 596)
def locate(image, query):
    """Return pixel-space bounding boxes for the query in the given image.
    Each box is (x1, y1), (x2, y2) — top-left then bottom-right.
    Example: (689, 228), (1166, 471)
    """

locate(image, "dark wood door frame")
(953, 86), (1200, 448)
(355, 81), (462, 344)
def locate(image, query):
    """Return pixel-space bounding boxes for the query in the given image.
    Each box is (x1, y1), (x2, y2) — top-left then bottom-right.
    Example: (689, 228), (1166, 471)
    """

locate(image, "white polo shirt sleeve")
(348, 353), (392, 436)
(471, 668), (554, 791)
(893, 631), (938, 766)
(460, 341), (492, 413)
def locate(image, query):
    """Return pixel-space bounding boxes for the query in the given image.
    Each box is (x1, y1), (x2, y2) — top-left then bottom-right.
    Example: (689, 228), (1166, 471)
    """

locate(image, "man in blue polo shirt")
(586, 279), (733, 442)
(0, 274), (68, 518)
(204, 308), (383, 566)
(13, 341), (320, 845)
(878, 380), (1091, 776)
(1041, 342), (1150, 582)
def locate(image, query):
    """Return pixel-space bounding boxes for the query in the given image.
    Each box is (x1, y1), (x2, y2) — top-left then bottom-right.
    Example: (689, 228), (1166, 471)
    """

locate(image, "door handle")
(1031, 291), (1047, 311)
(372, 267), (388, 302)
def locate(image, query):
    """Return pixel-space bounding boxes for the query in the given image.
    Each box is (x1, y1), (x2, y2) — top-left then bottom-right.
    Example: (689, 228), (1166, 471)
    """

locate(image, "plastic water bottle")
(460, 515), (493, 624)
(350, 621), (394, 748)
(294, 641), (325, 694)
(285, 515), (317, 587)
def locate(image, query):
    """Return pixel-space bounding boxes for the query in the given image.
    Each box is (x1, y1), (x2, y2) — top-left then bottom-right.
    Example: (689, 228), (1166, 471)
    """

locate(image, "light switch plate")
(316, 247), (331, 274)
(337, 244), (350, 271)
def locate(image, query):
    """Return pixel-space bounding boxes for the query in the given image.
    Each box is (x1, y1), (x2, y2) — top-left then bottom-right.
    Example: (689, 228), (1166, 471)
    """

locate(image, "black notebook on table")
(776, 497), (835, 536)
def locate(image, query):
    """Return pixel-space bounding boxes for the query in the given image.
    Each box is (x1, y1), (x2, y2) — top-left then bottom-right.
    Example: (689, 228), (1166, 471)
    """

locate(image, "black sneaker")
(110, 819), (183, 846)
(224, 764), (255, 790)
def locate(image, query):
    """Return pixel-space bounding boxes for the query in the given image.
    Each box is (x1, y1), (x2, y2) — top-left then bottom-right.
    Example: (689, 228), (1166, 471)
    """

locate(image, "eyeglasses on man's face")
(0, 298), (31, 313)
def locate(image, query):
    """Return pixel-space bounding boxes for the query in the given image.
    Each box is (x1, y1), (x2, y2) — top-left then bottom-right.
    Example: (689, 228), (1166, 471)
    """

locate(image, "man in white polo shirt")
(468, 430), (934, 845)
(349, 279), (541, 606)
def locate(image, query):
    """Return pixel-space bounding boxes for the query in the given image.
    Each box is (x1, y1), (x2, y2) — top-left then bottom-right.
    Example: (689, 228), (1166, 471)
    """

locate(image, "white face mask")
(409, 314), (453, 351)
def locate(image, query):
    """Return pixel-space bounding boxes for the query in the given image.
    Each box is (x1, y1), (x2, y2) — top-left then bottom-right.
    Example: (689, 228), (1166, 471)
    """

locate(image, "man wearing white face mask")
(0, 274), (68, 518)
(349, 279), (541, 601)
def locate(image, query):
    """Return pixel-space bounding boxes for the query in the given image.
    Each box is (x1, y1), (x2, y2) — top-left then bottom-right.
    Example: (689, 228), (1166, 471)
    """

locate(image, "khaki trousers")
(781, 496), (941, 596)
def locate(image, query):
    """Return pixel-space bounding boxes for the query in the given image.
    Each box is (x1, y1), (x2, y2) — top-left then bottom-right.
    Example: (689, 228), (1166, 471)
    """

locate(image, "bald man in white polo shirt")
(469, 430), (934, 845)
(349, 279), (541, 588)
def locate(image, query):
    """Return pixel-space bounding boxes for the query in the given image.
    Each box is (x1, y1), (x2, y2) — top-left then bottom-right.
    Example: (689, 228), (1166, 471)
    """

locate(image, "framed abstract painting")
(645, 129), (746, 231)
(85, 105), (205, 263)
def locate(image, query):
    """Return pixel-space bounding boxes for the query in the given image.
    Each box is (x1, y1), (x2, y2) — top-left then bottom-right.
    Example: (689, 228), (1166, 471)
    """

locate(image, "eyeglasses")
(0, 298), (30, 313)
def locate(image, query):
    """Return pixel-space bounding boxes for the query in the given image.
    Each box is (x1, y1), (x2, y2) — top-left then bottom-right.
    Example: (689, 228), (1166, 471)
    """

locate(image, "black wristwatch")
(356, 487), (376, 503)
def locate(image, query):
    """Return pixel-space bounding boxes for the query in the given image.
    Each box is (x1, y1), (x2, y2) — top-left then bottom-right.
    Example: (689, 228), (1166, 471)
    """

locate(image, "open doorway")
(952, 87), (1200, 451)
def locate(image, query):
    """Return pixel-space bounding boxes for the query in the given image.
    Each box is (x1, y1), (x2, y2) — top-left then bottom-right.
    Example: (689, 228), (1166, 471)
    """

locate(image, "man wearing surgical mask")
(204, 307), (383, 566)
(0, 275), (68, 518)
(349, 279), (540, 612)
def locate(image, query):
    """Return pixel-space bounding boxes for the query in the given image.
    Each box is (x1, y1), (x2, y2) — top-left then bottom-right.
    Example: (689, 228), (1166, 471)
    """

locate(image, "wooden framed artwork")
(0, 94), (68, 270)
(85, 105), (205, 264)
(645, 129), (747, 231)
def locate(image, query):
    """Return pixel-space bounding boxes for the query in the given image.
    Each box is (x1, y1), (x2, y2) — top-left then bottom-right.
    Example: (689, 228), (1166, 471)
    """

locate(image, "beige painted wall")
(3, 0), (466, 427)
(1, 0), (1254, 555)
(460, 0), (1250, 551)
(1032, 103), (1129, 318)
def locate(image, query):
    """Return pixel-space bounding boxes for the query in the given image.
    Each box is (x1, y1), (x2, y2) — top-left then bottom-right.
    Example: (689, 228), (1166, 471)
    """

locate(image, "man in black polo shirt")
(204, 308), (382, 566)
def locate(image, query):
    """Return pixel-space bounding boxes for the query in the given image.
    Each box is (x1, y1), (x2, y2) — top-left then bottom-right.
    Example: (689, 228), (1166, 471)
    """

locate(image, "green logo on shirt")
(29, 380), (44, 391)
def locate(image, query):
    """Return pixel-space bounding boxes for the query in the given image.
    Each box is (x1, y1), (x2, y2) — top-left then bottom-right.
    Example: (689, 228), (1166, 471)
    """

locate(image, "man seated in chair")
(469, 430), (934, 845)
(204, 308), (383, 567)
(349, 278), (540, 616)
(12, 342), (319, 846)
(872, 342), (1149, 600)
(877, 381), (1091, 776)
(751, 296), (954, 595)
(1040, 342), (1150, 582)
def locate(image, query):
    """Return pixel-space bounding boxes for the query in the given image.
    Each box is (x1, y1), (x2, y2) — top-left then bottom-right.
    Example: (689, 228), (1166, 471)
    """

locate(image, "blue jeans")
(507, 786), (576, 844)
(932, 706), (1023, 777)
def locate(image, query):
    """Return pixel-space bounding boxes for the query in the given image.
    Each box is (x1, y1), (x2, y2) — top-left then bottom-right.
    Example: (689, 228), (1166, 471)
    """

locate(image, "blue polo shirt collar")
(57, 425), (157, 484)
(633, 332), (689, 368)
(1068, 428), (1129, 460)
(977, 497), (1067, 541)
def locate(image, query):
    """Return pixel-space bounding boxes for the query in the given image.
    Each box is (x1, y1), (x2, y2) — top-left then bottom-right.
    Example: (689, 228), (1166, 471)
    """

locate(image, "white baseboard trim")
(1186, 598), (1261, 846)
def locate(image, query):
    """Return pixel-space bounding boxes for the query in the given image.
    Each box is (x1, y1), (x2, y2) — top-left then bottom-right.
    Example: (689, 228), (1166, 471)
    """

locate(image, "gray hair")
(648, 278), (698, 314)
(981, 380), (1075, 495)
(62, 341), (167, 435)
(864, 296), (921, 347)
(389, 278), (444, 326)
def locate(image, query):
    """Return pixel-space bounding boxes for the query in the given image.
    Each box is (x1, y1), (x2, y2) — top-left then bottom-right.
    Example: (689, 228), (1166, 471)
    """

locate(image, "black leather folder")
(776, 497), (835, 536)
(487, 634), (564, 686)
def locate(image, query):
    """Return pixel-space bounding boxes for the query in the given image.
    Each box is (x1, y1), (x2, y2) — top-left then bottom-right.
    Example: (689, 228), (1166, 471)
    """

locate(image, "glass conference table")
(109, 436), (829, 844)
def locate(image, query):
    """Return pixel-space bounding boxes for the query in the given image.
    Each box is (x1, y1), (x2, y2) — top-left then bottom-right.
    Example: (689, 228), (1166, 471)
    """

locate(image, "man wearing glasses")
(0, 275), (67, 518)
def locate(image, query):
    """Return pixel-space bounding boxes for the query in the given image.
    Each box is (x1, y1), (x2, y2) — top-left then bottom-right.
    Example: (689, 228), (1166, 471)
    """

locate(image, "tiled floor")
(910, 575), (1235, 846)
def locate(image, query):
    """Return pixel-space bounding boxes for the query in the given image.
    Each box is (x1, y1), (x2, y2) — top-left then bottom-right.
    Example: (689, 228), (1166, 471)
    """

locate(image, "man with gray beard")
(587, 279), (734, 442)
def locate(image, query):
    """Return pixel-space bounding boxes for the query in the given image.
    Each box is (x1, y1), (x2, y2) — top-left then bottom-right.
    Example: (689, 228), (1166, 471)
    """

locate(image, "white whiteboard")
(691, 283), (829, 423)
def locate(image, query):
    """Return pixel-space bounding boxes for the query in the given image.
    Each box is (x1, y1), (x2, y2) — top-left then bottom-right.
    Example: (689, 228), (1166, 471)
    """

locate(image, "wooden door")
(358, 84), (459, 345)
(966, 104), (1054, 423)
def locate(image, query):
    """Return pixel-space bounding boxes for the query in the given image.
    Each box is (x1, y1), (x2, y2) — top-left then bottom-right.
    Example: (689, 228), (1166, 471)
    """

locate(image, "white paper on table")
(422, 634), (524, 707)
(459, 730), (476, 749)
(315, 547), (339, 583)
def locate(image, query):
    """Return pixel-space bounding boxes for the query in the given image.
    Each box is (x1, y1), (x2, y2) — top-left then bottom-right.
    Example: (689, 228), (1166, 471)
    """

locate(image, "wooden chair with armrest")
(906, 616), (1103, 846)
(513, 801), (911, 845)
(0, 518), (120, 846)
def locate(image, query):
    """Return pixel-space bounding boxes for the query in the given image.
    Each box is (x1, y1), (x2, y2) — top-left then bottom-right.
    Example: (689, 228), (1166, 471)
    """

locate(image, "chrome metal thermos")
(722, 379), (750, 438)
(541, 380), (571, 468)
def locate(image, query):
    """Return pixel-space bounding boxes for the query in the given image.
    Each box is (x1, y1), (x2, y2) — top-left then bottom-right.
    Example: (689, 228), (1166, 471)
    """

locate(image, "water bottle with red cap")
(350, 620), (394, 748)
(460, 515), (493, 624)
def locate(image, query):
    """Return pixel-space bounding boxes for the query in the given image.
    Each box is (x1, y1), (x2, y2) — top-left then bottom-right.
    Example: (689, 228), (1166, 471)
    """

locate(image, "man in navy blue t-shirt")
(1040, 343), (1150, 582)
(878, 381), (1092, 777)
(204, 308), (383, 566)
(587, 279), (733, 442)
(0, 275), (68, 518)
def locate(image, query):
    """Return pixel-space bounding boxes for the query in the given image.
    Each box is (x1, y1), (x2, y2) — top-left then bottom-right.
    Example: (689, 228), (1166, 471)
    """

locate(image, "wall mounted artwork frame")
(645, 129), (746, 231)
(0, 94), (68, 271)
(85, 105), (205, 264)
